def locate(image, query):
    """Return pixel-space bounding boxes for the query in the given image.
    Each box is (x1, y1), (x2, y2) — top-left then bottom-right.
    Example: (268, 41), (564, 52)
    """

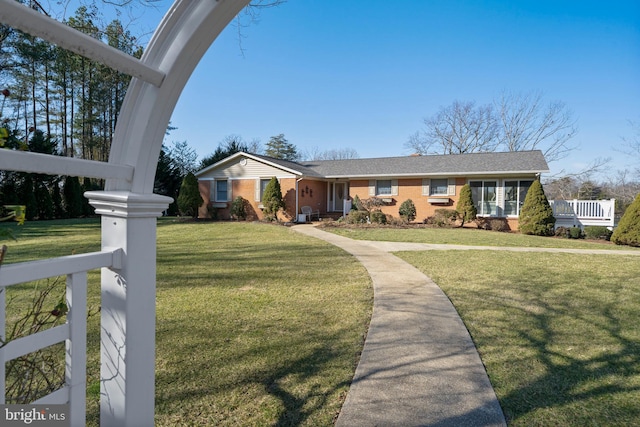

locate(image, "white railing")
(0, 249), (122, 427)
(550, 199), (616, 229)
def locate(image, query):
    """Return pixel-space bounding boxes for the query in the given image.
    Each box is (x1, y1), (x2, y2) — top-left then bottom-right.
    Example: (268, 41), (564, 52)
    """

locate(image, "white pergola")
(0, 1), (251, 425)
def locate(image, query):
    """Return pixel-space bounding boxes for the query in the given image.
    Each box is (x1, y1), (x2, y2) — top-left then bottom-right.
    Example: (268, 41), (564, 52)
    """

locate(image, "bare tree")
(620, 119), (640, 175)
(304, 146), (359, 161)
(495, 91), (577, 162)
(405, 100), (499, 155)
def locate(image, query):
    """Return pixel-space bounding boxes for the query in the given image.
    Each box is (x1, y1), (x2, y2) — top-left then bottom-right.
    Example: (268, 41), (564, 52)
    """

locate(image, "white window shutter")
(391, 179), (398, 196)
(448, 178), (456, 196)
(255, 179), (261, 202)
(422, 179), (429, 196)
(369, 180), (376, 196)
(227, 180), (233, 201)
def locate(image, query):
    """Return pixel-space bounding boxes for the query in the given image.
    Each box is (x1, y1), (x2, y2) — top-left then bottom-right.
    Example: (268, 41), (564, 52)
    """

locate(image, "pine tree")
(261, 177), (285, 221)
(456, 183), (477, 227)
(518, 179), (555, 236)
(264, 134), (299, 161)
(611, 192), (640, 247)
(63, 176), (83, 218)
(177, 172), (203, 218)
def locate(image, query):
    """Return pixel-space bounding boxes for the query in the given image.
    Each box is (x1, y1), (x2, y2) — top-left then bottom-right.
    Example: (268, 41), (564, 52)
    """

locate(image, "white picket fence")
(0, 249), (122, 426)
(550, 199), (616, 229)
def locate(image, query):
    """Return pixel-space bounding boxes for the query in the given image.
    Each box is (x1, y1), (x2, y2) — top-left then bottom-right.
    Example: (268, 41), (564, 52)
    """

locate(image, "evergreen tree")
(22, 175), (37, 221)
(199, 135), (250, 169)
(261, 177), (285, 221)
(177, 172), (203, 218)
(456, 183), (477, 227)
(51, 179), (64, 219)
(154, 146), (182, 215)
(63, 176), (83, 218)
(611, 192), (640, 247)
(518, 179), (555, 236)
(264, 134), (299, 161)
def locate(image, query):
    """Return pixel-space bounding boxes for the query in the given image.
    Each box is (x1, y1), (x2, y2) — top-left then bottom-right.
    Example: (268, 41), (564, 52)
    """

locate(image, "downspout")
(296, 177), (303, 222)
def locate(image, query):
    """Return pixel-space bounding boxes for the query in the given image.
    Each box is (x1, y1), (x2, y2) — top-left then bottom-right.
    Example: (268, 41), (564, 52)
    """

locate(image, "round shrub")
(346, 210), (369, 224)
(399, 199), (417, 222)
(370, 210), (387, 224)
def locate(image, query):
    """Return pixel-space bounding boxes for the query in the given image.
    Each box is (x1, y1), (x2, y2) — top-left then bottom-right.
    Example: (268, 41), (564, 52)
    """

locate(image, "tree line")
(0, 4), (144, 220)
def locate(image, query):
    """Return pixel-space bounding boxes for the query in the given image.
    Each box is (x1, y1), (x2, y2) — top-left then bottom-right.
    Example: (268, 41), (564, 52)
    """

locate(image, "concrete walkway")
(292, 225), (507, 427)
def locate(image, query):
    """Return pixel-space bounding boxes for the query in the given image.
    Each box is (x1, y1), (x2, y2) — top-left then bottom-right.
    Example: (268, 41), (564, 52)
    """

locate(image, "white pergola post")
(86, 191), (172, 427)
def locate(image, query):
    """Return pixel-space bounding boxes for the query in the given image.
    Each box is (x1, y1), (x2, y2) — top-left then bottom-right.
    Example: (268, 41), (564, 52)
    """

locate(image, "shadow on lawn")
(153, 327), (355, 426)
(480, 264), (640, 425)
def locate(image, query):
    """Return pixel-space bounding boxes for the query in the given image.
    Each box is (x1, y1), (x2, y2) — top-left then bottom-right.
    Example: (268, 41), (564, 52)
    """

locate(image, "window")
(376, 180), (392, 195)
(215, 180), (228, 202)
(260, 178), (271, 200)
(504, 180), (533, 216)
(430, 178), (449, 196)
(470, 181), (497, 215)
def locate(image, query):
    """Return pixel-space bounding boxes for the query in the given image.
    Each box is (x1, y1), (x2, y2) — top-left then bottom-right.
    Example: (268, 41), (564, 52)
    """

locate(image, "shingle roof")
(299, 150), (549, 178)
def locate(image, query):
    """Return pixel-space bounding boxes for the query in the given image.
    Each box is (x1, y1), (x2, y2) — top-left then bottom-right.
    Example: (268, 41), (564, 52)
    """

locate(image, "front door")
(332, 182), (346, 212)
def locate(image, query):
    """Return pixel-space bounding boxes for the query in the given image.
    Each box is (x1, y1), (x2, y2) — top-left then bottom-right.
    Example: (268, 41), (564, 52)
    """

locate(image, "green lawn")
(1, 219), (372, 426)
(322, 225), (639, 250)
(396, 250), (640, 426)
(3, 219), (640, 426)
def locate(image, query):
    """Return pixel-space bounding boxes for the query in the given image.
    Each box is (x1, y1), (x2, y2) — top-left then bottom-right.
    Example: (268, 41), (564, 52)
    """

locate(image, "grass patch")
(396, 250), (640, 426)
(2, 219), (372, 426)
(322, 225), (638, 250)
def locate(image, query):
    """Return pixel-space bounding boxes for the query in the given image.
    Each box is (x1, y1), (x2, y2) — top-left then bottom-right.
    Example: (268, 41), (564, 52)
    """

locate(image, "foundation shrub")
(426, 209), (458, 227)
(398, 199), (417, 222)
(369, 210), (387, 224)
(488, 218), (510, 232)
(346, 210), (369, 224)
(569, 227), (583, 239)
(555, 226), (570, 238)
(584, 225), (612, 241)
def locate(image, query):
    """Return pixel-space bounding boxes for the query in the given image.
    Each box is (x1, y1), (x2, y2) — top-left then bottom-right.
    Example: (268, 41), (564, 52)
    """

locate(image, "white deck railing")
(0, 249), (122, 426)
(550, 199), (616, 229)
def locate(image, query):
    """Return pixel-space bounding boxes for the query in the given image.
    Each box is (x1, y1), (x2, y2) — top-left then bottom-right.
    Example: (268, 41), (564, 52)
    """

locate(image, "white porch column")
(86, 191), (172, 427)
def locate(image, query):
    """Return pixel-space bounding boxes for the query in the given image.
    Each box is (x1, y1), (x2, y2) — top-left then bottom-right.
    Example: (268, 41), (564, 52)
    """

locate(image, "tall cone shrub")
(518, 179), (555, 236)
(611, 192), (640, 247)
(262, 177), (285, 221)
(456, 183), (477, 226)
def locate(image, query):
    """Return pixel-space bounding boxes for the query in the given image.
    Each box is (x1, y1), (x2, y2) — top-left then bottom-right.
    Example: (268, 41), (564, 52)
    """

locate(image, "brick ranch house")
(195, 150), (550, 228)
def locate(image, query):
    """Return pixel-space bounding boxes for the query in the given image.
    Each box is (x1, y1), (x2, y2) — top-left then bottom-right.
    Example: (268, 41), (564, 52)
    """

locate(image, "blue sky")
(115, 1), (640, 177)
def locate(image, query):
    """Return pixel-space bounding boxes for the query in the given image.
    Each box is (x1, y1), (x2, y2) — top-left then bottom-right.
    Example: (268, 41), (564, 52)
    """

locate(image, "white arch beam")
(108, 0), (252, 193)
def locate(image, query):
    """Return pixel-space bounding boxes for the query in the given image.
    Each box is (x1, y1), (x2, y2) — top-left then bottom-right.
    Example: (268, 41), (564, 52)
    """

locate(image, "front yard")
(1, 219), (639, 425)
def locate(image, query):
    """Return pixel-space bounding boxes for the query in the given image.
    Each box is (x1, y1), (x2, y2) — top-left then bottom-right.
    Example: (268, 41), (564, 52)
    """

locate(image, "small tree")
(456, 184), (477, 227)
(177, 172), (203, 218)
(611, 192), (640, 247)
(518, 179), (555, 236)
(399, 199), (416, 222)
(261, 177), (285, 221)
